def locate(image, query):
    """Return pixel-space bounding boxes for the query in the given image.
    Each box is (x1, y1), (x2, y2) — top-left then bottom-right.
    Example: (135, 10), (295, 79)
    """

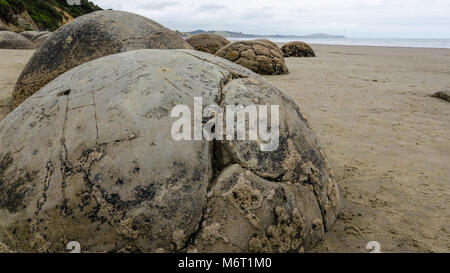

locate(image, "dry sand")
(0, 45), (449, 253)
(0, 49), (34, 120)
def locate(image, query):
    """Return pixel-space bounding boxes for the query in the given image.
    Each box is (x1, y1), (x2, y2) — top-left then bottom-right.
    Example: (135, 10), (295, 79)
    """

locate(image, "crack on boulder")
(91, 92), (99, 144)
(164, 77), (192, 98)
(35, 161), (54, 216)
(59, 95), (72, 219)
(180, 51), (250, 79)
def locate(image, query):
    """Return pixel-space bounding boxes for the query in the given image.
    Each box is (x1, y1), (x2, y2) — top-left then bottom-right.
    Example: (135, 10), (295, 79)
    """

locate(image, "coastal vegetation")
(0, 0), (101, 31)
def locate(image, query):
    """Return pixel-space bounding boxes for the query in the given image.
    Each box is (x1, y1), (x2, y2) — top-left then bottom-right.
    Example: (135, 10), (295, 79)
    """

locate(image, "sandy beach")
(1, 44), (449, 253)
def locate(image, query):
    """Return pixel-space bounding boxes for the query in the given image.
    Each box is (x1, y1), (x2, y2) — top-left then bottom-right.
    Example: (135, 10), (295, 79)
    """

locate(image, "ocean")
(230, 37), (450, 49)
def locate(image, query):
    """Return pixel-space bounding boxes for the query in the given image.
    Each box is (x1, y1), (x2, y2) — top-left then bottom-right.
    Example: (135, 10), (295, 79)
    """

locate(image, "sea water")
(230, 37), (450, 49)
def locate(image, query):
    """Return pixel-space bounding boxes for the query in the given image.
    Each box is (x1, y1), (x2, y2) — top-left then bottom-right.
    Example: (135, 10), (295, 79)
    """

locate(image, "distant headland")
(181, 30), (346, 39)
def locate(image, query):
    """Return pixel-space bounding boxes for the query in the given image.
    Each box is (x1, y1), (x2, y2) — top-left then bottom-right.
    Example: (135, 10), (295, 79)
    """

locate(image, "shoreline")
(233, 38), (450, 50)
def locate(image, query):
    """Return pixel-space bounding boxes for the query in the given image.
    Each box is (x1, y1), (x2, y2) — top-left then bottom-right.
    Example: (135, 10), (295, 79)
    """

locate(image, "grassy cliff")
(0, 0), (101, 31)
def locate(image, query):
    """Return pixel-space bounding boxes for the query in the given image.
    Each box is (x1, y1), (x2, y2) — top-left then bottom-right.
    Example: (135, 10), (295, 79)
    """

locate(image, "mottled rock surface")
(0, 49), (340, 253)
(282, 41), (316, 57)
(186, 34), (230, 54)
(31, 33), (51, 48)
(0, 31), (35, 49)
(20, 31), (42, 41)
(10, 10), (192, 110)
(215, 40), (289, 75)
(253, 39), (284, 56)
(432, 91), (450, 102)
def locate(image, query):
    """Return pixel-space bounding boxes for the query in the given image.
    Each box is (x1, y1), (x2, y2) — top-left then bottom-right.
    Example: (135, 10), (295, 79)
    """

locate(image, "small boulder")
(20, 31), (41, 41)
(31, 33), (52, 48)
(10, 10), (192, 110)
(215, 40), (289, 75)
(0, 31), (35, 49)
(282, 41), (316, 57)
(186, 33), (230, 54)
(432, 91), (450, 102)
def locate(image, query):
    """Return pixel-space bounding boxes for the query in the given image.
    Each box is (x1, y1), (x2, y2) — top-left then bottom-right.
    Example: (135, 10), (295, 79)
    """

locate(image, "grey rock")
(11, 10), (192, 110)
(31, 33), (52, 48)
(20, 31), (50, 41)
(20, 31), (41, 41)
(432, 91), (450, 102)
(0, 31), (36, 49)
(0, 49), (340, 253)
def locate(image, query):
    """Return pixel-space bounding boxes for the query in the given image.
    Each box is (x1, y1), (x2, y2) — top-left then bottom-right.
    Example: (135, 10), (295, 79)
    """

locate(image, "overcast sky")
(93, 0), (450, 38)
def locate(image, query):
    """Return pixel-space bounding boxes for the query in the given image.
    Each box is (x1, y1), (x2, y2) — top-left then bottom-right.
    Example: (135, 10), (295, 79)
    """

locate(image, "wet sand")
(1, 44), (449, 253)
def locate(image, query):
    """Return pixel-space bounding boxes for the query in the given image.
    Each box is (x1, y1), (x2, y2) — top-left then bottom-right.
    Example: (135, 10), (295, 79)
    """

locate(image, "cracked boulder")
(215, 40), (289, 75)
(0, 49), (340, 253)
(0, 31), (36, 49)
(281, 41), (316, 57)
(186, 33), (230, 54)
(10, 10), (192, 111)
(253, 39), (284, 57)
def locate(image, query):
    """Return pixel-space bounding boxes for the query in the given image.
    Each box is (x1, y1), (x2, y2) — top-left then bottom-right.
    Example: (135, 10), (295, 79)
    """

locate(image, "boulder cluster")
(0, 11), (339, 253)
(184, 34), (316, 75)
(0, 30), (52, 49)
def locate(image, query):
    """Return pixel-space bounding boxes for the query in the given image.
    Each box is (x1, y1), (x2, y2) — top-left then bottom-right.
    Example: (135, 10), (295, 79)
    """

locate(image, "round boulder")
(31, 33), (52, 48)
(186, 33), (230, 54)
(10, 10), (192, 110)
(0, 31), (35, 49)
(20, 31), (42, 41)
(215, 40), (289, 75)
(0, 49), (340, 253)
(253, 39), (284, 56)
(281, 41), (316, 57)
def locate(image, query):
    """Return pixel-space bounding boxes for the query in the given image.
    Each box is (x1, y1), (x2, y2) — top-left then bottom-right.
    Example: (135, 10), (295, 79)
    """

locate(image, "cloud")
(197, 4), (228, 11)
(92, 0), (450, 38)
(137, 1), (178, 10)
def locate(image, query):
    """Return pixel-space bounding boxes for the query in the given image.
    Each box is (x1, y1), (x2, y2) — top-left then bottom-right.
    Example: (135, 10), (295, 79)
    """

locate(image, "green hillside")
(0, 0), (101, 31)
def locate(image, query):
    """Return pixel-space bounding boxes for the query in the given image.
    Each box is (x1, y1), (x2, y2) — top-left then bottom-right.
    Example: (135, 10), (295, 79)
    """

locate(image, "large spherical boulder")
(186, 33), (230, 54)
(20, 31), (41, 41)
(215, 40), (289, 75)
(281, 41), (316, 57)
(10, 10), (192, 110)
(0, 31), (35, 49)
(0, 49), (340, 253)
